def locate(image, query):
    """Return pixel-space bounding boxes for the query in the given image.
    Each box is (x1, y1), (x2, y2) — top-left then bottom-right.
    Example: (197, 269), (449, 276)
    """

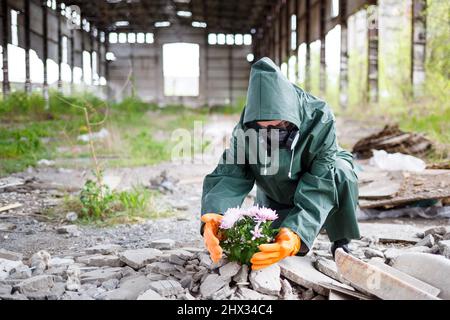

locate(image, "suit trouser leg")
(324, 157), (361, 242)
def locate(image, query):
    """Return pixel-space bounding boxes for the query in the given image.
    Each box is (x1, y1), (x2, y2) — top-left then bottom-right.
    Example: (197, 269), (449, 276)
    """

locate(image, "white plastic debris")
(37, 159), (56, 167)
(369, 150), (426, 172)
(77, 128), (110, 143)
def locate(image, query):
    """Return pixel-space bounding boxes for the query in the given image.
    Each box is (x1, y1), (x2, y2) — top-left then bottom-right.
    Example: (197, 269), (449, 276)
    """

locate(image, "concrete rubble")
(1, 225), (450, 300)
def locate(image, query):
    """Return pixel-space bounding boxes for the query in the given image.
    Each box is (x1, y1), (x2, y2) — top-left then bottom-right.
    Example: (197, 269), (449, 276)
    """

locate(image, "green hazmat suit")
(201, 58), (360, 254)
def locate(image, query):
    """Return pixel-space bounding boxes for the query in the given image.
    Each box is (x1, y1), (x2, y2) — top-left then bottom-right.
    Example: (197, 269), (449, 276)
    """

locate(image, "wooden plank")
(0, 203), (22, 213)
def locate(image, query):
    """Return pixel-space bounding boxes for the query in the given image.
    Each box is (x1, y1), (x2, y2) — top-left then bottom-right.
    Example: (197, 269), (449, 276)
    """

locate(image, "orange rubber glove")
(201, 214), (224, 264)
(250, 228), (301, 271)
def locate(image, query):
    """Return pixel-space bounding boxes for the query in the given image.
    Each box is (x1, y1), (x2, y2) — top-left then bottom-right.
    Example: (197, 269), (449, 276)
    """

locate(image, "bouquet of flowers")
(218, 206), (279, 265)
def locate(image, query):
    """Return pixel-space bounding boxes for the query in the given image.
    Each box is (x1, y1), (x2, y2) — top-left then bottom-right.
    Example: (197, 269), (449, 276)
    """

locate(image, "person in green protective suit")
(201, 57), (360, 269)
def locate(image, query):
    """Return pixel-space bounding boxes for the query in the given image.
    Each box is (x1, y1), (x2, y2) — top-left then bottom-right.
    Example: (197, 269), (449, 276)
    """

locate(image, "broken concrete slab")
(80, 267), (123, 284)
(438, 240), (450, 259)
(1, 258), (25, 280)
(56, 225), (81, 237)
(279, 256), (353, 296)
(14, 275), (55, 296)
(364, 248), (385, 259)
(30, 250), (51, 276)
(85, 244), (123, 255)
(148, 239), (176, 250)
(359, 180), (402, 200)
(158, 249), (195, 263)
(101, 279), (119, 291)
(0, 249), (23, 262)
(119, 248), (162, 270)
(424, 226), (448, 237)
(329, 290), (356, 300)
(211, 285), (234, 300)
(49, 257), (75, 268)
(145, 262), (178, 277)
(9, 264), (32, 280)
(384, 246), (436, 261)
(76, 254), (125, 268)
(314, 257), (351, 285)
(233, 264), (249, 285)
(415, 234), (435, 248)
(169, 254), (186, 266)
(391, 253), (450, 300)
(358, 223), (423, 244)
(317, 282), (376, 300)
(148, 280), (184, 297)
(103, 275), (152, 300)
(0, 284), (12, 295)
(137, 288), (165, 300)
(65, 266), (81, 291)
(219, 262), (241, 279)
(368, 258), (440, 297)
(200, 274), (231, 298)
(236, 287), (276, 300)
(335, 249), (439, 300)
(249, 264), (281, 296)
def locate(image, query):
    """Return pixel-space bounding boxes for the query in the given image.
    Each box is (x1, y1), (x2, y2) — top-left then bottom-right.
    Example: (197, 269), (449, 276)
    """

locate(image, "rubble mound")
(1, 228), (450, 301)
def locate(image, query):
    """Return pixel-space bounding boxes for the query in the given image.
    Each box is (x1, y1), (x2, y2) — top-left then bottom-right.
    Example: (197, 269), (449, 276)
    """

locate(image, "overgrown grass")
(47, 184), (176, 227)
(0, 92), (217, 176)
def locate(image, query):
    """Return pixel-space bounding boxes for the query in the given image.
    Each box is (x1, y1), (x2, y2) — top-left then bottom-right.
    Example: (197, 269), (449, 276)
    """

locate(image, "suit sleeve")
(280, 114), (339, 251)
(200, 124), (255, 234)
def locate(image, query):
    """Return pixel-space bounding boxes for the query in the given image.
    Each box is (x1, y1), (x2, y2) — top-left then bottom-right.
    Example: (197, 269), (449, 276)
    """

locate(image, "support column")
(80, 16), (85, 87)
(2, 0), (10, 96)
(90, 31), (94, 86)
(24, 0), (31, 93)
(339, 0), (349, 109)
(304, 0), (311, 91)
(70, 29), (75, 94)
(367, 4), (379, 104)
(285, 0), (291, 61)
(270, 21), (274, 61)
(104, 33), (111, 102)
(42, 1), (49, 105)
(411, 0), (427, 98)
(319, 0), (326, 94)
(228, 46), (233, 106)
(278, 3), (283, 66)
(295, 0), (300, 80)
(57, 1), (63, 91)
(97, 33), (102, 85)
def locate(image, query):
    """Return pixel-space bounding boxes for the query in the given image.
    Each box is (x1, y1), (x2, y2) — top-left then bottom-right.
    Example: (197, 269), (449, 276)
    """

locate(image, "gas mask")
(248, 122), (299, 150)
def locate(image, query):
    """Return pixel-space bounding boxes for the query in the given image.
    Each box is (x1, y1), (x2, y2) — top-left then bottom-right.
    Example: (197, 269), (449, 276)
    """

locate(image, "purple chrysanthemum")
(254, 207), (278, 222)
(250, 222), (263, 240)
(220, 207), (245, 230)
